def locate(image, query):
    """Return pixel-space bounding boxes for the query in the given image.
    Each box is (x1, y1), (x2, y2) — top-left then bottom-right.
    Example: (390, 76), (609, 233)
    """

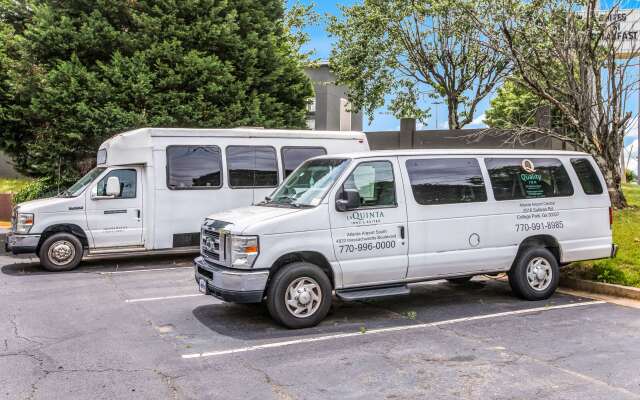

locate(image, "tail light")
(609, 207), (613, 228)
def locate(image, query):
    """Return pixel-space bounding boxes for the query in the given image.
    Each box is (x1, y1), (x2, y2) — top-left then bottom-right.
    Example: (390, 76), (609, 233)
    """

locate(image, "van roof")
(98, 127), (367, 166)
(316, 148), (590, 159)
(145, 127), (365, 140)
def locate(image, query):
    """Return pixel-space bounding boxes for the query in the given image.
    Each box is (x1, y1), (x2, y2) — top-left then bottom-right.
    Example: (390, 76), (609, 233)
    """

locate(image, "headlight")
(230, 235), (259, 269)
(16, 213), (34, 234)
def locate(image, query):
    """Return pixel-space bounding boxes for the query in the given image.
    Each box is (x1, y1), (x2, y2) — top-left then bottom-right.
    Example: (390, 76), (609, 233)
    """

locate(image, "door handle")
(136, 209), (141, 220)
(399, 225), (405, 239)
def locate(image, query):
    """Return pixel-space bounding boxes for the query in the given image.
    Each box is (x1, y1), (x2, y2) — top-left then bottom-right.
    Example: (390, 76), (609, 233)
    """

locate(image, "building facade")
(304, 63), (363, 132)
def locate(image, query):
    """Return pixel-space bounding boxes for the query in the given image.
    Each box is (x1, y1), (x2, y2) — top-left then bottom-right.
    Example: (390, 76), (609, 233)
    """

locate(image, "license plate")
(198, 278), (207, 294)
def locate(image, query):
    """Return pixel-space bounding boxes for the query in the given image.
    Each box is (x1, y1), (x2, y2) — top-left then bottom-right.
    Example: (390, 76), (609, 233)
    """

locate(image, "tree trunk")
(595, 155), (627, 209)
(447, 98), (460, 130)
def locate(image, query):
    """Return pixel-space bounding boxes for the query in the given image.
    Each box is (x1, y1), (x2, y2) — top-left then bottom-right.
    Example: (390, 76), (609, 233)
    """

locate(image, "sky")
(290, 0), (640, 160)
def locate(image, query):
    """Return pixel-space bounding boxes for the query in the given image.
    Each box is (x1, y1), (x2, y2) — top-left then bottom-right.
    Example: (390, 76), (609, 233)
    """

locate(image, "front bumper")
(194, 256), (268, 303)
(4, 233), (40, 255)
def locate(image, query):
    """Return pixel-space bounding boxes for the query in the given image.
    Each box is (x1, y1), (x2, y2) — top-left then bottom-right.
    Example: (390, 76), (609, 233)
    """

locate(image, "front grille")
(203, 249), (219, 261)
(201, 228), (225, 265)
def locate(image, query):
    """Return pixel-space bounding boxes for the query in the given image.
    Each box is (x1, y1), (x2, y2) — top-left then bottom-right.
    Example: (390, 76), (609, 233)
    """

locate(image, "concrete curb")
(560, 276), (640, 301)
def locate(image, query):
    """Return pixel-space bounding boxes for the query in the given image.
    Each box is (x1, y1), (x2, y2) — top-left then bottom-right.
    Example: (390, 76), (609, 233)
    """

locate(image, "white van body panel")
(327, 157), (409, 287)
(195, 148), (614, 304)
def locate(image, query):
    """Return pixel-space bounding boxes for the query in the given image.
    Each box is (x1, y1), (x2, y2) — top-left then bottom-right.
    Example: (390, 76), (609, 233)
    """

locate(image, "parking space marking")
(125, 293), (203, 303)
(181, 300), (606, 359)
(98, 266), (192, 275)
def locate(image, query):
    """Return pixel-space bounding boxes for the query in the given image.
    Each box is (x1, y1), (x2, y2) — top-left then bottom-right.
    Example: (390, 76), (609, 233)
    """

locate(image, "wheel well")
(516, 235), (561, 264)
(267, 251), (335, 289)
(37, 224), (89, 253)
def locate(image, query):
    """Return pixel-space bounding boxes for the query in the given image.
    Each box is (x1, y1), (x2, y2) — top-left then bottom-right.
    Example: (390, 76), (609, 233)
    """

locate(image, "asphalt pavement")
(1, 253), (640, 400)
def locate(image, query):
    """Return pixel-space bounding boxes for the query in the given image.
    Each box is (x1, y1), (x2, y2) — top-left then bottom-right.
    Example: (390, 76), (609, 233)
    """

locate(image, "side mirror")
(336, 188), (361, 212)
(105, 176), (121, 197)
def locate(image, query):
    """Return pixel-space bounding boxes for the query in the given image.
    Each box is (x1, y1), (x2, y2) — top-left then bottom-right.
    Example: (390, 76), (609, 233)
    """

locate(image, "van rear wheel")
(266, 262), (332, 329)
(509, 247), (559, 300)
(38, 233), (83, 272)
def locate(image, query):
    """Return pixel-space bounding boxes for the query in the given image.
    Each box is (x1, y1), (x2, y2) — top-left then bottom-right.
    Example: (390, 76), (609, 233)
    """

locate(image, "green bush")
(592, 264), (628, 285)
(12, 178), (57, 204)
(626, 169), (637, 183)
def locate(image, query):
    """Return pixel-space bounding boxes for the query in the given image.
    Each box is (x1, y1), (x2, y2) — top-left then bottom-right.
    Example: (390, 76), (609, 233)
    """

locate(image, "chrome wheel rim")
(526, 257), (552, 291)
(285, 277), (322, 318)
(48, 240), (75, 266)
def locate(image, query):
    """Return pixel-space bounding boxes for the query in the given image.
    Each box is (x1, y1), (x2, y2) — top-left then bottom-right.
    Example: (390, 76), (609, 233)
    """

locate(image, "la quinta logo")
(347, 210), (385, 225)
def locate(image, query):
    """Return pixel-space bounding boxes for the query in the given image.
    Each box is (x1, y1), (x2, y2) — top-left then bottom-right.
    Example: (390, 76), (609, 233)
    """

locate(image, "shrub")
(592, 263), (627, 285)
(12, 178), (57, 204)
(626, 169), (638, 183)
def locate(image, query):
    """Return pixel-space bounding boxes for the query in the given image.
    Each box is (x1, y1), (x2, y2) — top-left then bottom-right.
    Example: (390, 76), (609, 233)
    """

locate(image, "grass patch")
(0, 178), (30, 194)
(568, 184), (640, 287)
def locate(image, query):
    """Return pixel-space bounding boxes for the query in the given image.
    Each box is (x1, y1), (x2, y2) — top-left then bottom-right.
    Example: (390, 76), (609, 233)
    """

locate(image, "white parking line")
(98, 266), (192, 275)
(125, 294), (204, 303)
(181, 300), (606, 359)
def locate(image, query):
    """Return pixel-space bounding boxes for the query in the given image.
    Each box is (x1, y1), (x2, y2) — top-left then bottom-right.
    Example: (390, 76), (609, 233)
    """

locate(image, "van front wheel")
(266, 262), (332, 329)
(39, 233), (83, 272)
(509, 247), (559, 300)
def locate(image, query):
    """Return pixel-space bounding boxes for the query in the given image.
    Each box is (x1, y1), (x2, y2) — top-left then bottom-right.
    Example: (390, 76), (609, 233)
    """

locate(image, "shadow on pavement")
(1, 254), (194, 276)
(191, 279), (595, 340)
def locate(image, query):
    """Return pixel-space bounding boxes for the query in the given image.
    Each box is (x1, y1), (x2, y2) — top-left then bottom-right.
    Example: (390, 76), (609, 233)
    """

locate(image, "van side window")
(166, 146), (222, 189)
(570, 158), (604, 195)
(227, 146), (278, 188)
(485, 158), (574, 200)
(282, 147), (327, 177)
(343, 161), (396, 207)
(97, 169), (136, 198)
(405, 158), (487, 205)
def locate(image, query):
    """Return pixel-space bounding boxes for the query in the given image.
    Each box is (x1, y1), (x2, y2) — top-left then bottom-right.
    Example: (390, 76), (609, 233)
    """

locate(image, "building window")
(571, 158), (603, 195)
(166, 146), (222, 189)
(226, 146), (278, 188)
(405, 158), (487, 205)
(485, 158), (574, 200)
(307, 98), (316, 113)
(282, 147), (327, 177)
(306, 118), (316, 130)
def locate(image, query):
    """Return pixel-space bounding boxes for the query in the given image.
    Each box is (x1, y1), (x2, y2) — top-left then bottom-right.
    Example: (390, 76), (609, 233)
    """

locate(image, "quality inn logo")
(347, 210), (385, 225)
(521, 159), (536, 173)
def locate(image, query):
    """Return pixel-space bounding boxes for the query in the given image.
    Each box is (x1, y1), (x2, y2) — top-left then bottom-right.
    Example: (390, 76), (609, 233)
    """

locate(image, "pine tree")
(0, 0), (313, 183)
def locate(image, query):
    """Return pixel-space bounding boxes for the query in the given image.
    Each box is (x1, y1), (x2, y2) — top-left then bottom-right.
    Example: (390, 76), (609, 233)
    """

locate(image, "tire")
(266, 262), (332, 329)
(508, 247), (559, 300)
(38, 233), (83, 272)
(447, 276), (473, 284)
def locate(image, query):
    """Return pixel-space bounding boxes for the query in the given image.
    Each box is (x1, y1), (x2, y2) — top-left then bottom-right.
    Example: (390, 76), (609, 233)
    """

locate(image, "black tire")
(266, 262), (332, 329)
(38, 233), (83, 272)
(447, 276), (473, 284)
(508, 247), (559, 300)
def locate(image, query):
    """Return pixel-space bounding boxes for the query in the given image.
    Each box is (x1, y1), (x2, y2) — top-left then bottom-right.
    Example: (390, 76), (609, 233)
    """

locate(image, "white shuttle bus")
(194, 149), (617, 328)
(5, 128), (369, 271)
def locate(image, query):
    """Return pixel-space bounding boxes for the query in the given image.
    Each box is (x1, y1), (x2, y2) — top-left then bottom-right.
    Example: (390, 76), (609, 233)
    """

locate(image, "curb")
(560, 276), (640, 301)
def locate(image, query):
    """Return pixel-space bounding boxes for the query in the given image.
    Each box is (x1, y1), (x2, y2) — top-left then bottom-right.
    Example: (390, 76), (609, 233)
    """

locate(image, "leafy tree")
(327, 0), (511, 129)
(0, 0), (313, 185)
(477, 0), (635, 207)
(485, 80), (544, 128)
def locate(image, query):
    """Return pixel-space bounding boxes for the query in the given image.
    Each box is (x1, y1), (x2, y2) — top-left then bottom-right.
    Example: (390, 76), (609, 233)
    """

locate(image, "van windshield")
(264, 158), (350, 208)
(60, 167), (107, 197)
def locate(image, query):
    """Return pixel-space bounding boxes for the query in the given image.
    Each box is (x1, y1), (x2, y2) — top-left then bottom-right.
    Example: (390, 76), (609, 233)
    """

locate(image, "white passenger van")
(5, 128), (368, 271)
(194, 149), (617, 328)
